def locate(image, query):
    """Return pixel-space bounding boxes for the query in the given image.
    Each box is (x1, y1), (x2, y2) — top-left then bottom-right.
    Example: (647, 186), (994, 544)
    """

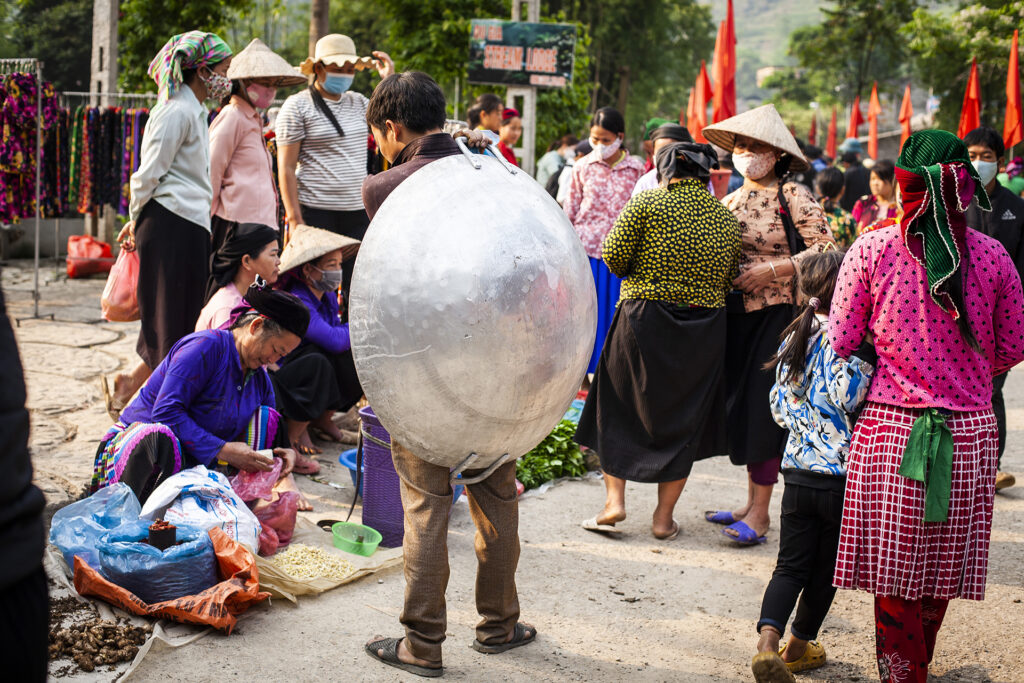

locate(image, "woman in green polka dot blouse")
(576, 142), (741, 540)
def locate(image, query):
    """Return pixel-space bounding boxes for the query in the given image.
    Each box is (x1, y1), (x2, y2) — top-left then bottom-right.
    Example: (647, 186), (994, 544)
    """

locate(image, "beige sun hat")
(702, 104), (809, 172)
(226, 39), (307, 86)
(280, 224), (360, 273)
(299, 34), (376, 76)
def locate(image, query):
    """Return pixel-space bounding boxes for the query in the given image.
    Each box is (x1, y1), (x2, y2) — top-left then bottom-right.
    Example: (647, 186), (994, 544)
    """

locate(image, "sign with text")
(468, 20), (576, 88)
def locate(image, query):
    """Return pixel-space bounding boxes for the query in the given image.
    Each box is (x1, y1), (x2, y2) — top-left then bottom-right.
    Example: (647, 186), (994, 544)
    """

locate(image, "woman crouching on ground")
(91, 282), (308, 505)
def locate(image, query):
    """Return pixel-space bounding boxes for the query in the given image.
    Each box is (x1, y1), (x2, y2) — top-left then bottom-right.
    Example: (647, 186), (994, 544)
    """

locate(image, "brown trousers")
(391, 440), (521, 663)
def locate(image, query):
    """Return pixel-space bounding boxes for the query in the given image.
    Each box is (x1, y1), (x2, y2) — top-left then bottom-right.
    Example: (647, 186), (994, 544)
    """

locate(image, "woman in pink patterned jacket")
(827, 130), (1024, 683)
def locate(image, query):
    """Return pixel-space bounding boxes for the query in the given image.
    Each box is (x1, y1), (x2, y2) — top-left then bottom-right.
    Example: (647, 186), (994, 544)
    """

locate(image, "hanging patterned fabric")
(0, 72), (61, 224)
(68, 105), (84, 208)
(41, 107), (69, 217)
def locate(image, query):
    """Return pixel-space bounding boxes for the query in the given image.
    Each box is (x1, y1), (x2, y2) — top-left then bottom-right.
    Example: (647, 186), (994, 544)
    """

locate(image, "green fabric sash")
(898, 408), (953, 523)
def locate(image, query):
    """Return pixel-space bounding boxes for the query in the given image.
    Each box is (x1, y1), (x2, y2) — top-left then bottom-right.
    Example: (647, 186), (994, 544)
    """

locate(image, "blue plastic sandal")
(722, 520), (766, 546)
(704, 510), (738, 525)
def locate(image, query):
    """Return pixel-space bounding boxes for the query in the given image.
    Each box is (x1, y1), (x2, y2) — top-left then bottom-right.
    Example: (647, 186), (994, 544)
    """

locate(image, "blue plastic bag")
(49, 483), (142, 568)
(98, 520), (218, 604)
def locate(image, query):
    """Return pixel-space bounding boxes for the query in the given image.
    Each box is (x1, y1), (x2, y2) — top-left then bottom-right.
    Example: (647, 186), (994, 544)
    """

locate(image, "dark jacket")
(966, 184), (1024, 279)
(840, 162), (871, 213)
(361, 133), (461, 221)
(0, 275), (45, 590)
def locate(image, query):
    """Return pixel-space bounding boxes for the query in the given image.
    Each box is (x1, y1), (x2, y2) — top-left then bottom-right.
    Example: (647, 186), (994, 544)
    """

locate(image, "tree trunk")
(309, 0), (330, 58)
(616, 66), (630, 116)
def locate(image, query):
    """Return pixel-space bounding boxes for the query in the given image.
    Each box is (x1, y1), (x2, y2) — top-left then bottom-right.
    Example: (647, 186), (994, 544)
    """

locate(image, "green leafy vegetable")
(516, 419), (586, 491)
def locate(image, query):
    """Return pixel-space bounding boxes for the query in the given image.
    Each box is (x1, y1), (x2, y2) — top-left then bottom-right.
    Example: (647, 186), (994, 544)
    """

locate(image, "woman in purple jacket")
(273, 224), (362, 472)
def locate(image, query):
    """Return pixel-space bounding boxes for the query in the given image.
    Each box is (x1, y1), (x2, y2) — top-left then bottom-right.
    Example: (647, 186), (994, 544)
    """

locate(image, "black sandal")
(471, 623), (537, 654)
(365, 637), (443, 678)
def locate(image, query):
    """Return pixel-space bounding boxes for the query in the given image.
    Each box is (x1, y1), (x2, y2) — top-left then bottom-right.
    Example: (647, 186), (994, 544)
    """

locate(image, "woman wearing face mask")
(564, 107), (646, 377)
(702, 105), (834, 547)
(104, 31), (233, 419)
(207, 40), (306, 254)
(851, 159), (899, 235)
(273, 224), (362, 472)
(276, 34), (392, 304)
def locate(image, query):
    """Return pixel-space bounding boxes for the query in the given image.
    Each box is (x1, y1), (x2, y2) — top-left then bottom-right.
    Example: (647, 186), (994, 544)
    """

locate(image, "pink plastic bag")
(255, 491), (299, 556)
(101, 248), (140, 321)
(230, 458), (283, 502)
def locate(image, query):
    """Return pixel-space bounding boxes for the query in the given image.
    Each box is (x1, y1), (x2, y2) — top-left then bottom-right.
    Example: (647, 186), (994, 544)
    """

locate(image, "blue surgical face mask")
(322, 73), (353, 95)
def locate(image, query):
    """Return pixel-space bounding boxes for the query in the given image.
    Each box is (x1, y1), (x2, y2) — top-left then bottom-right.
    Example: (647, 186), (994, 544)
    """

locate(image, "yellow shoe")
(752, 651), (796, 683)
(778, 640), (826, 673)
(996, 471), (1016, 491)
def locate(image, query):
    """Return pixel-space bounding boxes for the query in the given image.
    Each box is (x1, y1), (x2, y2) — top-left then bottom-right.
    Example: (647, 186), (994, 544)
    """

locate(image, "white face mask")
(592, 136), (622, 160)
(972, 159), (998, 187)
(733, 150), (777, 180)
(562, 149), (576, 163)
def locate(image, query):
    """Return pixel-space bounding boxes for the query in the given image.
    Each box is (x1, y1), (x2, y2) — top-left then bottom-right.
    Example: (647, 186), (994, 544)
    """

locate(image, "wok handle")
(486, 144), (519, 175)
(455, 137), (483, 169)
(452, 452), (513, 486)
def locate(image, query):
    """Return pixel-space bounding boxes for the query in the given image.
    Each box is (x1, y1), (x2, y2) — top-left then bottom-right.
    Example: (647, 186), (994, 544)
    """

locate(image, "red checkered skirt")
(833, 402), (997, 601)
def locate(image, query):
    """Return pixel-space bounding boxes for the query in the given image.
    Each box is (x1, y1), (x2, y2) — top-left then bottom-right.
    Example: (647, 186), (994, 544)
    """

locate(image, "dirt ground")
(4, 261), (1023, 682)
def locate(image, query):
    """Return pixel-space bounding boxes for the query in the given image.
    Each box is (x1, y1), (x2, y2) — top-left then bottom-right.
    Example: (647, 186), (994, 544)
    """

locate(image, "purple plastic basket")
(359, 406), (406, 548)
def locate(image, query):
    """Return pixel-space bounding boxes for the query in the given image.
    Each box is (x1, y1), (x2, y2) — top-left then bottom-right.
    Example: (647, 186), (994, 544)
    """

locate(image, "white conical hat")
(702, 104), (809, 172)
(279, 224), (360, 274)
(226, 39), (307, 86)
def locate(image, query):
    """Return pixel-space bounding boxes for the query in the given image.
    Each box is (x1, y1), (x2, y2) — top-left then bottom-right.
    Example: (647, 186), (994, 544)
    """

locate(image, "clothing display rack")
(0, 57), (53, 324)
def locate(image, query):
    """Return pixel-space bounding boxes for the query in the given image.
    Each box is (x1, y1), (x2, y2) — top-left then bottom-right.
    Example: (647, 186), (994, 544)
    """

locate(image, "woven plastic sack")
(49, 483), (141, 568)
(98, 520), (218, 604)
(101, 248), (140, 322)
(74, 528), (270, 633)
(140, 466), (261, 552)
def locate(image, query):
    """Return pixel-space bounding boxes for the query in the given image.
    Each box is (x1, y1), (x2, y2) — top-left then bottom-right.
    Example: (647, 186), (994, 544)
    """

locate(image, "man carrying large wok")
(360, 71), (536, 678)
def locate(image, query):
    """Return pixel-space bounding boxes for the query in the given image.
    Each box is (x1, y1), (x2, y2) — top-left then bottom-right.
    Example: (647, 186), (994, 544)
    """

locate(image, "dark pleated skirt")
(575, 299), (728, 483)
(135, 200), (210, 368)
(274, 343), (363, 420)
(725, 297), (793, 466)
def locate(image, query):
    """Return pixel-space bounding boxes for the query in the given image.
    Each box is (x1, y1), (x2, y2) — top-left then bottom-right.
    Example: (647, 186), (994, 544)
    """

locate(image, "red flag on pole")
(694, 61), (713, 142)
(846, 95), (864, 140)
(1005, 30), (1022, 151)
(711, 0), (736, 123)
(957, 58), (981, 139)
(808, 114), (817, 147)
(826, 106), (838, 160)
(867, 82), (882, 160)
(899, 84), (914, 148)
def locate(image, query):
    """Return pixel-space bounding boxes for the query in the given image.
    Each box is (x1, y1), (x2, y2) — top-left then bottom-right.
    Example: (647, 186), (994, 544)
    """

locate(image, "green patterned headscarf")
(895, 130), (991, 328)
(148, 31), (233, 102)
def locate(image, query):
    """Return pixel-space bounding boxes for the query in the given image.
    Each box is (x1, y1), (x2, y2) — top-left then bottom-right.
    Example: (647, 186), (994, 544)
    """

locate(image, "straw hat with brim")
(299, 34), (376, 76)
(702, 104), (809, 172)
(226, 39), (307, 87)
(279, 224), (360, 274)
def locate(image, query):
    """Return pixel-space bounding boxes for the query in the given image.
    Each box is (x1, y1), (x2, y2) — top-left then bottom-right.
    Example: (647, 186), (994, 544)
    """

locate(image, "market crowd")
(3, 25), (1024, 683)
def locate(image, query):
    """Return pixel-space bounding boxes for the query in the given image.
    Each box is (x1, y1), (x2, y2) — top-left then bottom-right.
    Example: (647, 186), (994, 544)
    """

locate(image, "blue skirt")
(588, 257), (622, 374)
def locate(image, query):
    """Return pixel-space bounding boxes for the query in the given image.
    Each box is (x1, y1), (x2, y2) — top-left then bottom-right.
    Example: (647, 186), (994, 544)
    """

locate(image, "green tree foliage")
(544, 0), (715, 136)
(119, 0), (255, 91)
(1, 0), (92, 91)
(903, 2), (1024, 132)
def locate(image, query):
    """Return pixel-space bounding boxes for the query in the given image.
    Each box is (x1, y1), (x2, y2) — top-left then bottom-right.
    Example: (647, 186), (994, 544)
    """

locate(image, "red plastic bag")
(73, 527), (270, 634)
(254, 491), (299, 556)
(101, 248), (140, 322)
(66, 235), (115, 278)
(230, 458), (282, 502)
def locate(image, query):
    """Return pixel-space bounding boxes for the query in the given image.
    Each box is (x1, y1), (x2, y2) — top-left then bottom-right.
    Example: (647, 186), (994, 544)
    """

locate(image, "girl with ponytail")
(752, 248), (877, 682)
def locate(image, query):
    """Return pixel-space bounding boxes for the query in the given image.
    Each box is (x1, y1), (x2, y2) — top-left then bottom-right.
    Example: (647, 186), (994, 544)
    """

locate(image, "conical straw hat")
(702, 104), (809, 172)
(226, 39), (307, 86)
(279, 224), (360, 274)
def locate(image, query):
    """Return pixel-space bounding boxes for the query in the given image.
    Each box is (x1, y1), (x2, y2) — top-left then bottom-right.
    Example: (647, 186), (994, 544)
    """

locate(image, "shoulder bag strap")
(777, 182), (807, 256)
(308, 86), (345, 138)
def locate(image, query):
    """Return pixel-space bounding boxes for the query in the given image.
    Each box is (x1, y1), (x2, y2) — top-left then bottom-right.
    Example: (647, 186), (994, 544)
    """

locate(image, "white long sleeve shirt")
(129, 87), (213, 230)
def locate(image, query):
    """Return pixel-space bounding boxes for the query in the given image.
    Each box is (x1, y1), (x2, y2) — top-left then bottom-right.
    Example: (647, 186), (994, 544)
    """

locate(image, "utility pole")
(309, 0), (330, 57)
(89, 0), (118, 243)
(507, 0), (539, 176)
